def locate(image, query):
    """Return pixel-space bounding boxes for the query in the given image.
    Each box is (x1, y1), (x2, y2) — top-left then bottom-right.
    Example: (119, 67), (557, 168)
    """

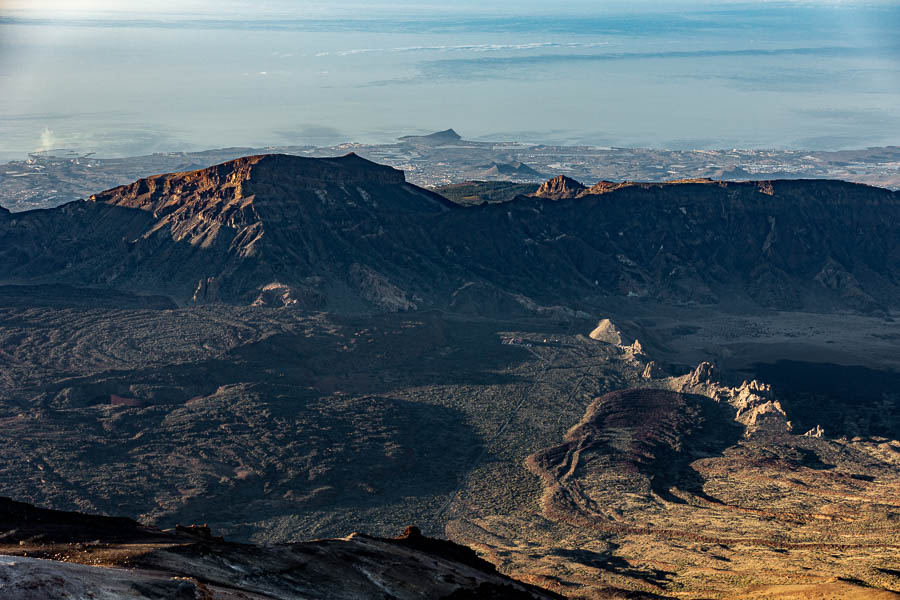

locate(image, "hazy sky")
(1, 1), (899, 159)
(7, 1), (899, 15)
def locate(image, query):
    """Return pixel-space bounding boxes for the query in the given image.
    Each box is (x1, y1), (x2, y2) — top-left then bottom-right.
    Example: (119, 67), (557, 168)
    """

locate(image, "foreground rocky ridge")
(0, 497), (561, 600)
(1, 154), (898, 313)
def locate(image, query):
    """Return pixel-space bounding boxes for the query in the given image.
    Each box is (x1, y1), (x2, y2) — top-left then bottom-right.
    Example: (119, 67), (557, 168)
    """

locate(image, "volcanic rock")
(804, 424), (826, 438)
(251, 281), (325, 308)
(589, 318), (624, 344)
(667, 363), (790, 434)
(689, 361), (716, 386)
(584, 179), (630, 195)
(0, 497), (561, 600)
(642, 360), (664, 379)
(1, 156), (898, 313)
(534, 175), (586, 200)
(625, 338), (645, 356)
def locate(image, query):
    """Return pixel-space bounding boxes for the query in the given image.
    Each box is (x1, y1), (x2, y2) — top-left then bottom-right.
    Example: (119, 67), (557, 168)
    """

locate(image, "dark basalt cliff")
(1, 155), (898, 312)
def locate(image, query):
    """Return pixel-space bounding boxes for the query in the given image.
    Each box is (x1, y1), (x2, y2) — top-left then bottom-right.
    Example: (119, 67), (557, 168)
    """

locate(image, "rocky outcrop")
(588, 320), (646, 362)
(584, 180), (631, 195)
(689, 361), (716, 387)
(625, 339), (644, 356)
(588, 318), (624, 344)
(667, 362), (790, 434)
(534, 175), (585, 200)
(642, 360), (664, 379)
(192, 276), (220, 303)
(804, 424), (826, 438)
(251, 282), (325, 309)
(534, 177), (704, 200)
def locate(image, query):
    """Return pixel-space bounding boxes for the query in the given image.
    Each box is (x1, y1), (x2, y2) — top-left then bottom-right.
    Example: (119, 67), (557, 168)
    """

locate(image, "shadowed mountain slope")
(1, 155), (898, 312)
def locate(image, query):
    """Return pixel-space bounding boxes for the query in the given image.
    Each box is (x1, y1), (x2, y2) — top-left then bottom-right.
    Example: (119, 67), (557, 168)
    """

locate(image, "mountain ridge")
(1, 154), (898, 313)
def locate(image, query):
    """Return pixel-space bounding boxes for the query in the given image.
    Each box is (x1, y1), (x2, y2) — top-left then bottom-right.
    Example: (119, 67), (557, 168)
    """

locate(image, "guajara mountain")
(1, 153), (898, 314)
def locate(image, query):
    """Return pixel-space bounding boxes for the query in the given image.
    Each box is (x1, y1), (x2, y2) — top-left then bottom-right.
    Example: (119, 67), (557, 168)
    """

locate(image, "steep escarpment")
(0, 154), (451, 306)
(439, 177), (900, 312)
(1, 156), (898, 312)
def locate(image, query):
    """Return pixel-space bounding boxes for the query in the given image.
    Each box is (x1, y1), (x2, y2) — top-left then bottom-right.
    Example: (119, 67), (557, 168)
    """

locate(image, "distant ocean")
(1, 2), (899, 161)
